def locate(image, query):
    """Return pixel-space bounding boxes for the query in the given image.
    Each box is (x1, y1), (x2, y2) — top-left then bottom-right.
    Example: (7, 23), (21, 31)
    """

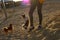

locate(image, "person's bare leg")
(37, 1), (43, 29)
(28, 1), (37, 32)
(37, 4), (43, 25)
(29, 7), (36, 26)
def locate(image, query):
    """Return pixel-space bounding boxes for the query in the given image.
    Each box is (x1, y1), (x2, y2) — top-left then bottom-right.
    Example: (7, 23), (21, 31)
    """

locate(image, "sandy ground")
(0, 0), (60, 40)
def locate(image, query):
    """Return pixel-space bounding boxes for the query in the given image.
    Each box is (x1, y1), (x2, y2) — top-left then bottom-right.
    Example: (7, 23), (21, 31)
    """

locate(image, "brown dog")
(3, 24), (13, 35)
(22, 14), (29, 30)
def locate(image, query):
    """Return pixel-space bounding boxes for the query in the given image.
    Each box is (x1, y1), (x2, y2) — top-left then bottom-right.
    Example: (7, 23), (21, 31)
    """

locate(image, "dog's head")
(9, 24), (12, 27)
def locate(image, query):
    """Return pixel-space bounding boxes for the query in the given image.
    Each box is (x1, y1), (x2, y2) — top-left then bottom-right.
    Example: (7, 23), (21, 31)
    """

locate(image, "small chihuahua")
(22, 14), (29, 30)
(3, 24), (13, 35)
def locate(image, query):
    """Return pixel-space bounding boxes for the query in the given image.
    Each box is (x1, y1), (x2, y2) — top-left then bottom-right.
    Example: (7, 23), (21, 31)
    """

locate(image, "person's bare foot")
(37, 25), (42, 30)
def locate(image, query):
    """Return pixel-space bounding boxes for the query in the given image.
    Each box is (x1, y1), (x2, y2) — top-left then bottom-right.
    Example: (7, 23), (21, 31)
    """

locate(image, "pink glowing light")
(22, 0), (30, 5)
(23, 0), (29, 3)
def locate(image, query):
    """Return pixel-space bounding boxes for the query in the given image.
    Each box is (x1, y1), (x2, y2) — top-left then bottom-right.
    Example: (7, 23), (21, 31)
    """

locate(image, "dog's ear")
(9, 24), (12, 27)
(22, 14), (26, 18)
